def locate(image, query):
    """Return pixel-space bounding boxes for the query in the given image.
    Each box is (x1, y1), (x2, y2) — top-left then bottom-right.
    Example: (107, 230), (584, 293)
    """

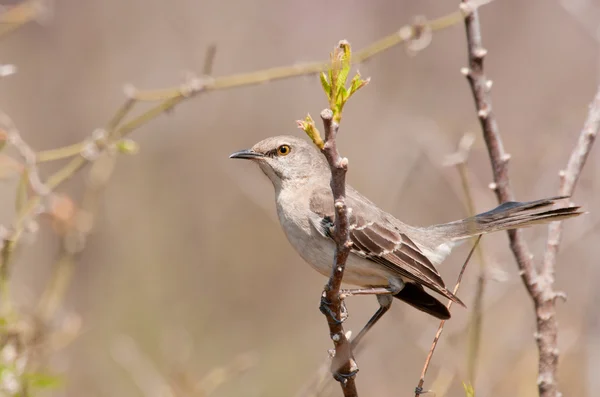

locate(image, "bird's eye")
(277, 144), (291, 156)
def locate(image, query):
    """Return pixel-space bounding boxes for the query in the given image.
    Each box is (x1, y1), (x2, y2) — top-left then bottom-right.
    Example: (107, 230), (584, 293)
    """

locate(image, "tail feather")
(394, 283), (455, 320)
(433, 196), (583, 241)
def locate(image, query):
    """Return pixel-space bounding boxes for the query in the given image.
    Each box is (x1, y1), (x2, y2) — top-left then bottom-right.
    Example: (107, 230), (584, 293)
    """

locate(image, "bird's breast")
(275, 190), (392, 287)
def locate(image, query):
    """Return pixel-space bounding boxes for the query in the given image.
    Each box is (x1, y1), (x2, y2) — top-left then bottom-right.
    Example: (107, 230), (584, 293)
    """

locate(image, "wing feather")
(309, 186), (462, 304)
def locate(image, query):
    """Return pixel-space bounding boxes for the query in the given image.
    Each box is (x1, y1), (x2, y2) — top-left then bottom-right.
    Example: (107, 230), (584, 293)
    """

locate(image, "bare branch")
(461, 2), (598, 396)
(415, 236), (481, 396)
(542, 89), (600, 277)
(445, 132), (489, 383)
(317, 109), (358, 397)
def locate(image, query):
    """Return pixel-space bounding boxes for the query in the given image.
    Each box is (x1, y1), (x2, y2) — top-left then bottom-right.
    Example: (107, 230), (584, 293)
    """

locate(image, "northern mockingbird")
(230, 135), (581, 342)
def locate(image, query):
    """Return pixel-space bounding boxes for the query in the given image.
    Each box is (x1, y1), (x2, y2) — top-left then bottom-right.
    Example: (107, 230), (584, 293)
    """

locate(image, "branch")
(0, 5), (474, 273)
(542, 89), (600, 277)
(129, 7), (469, 101)
(414, 236), (480, 396)
(444, 133), (489, 383)
(317, 109), (358, 397)
(461, 2), (598, 396)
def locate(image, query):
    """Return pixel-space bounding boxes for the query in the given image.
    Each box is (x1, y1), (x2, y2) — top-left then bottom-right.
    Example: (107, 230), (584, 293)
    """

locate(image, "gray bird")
(230, 135), (581, 343)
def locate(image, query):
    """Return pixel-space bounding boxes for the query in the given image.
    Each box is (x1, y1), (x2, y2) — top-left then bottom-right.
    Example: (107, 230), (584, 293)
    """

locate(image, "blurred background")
(0, 0), (599, 396)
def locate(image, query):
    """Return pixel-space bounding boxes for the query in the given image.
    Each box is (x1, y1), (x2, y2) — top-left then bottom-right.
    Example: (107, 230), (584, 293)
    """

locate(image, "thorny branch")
(461, 1), (598, 396)
(317, 109), (358, 397)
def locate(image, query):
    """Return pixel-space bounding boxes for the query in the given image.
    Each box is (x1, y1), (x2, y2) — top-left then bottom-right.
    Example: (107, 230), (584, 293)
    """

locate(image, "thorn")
(474, 47), (488, 58)
(554, 291), (567, 302)
(340, 157), (349, 167)
(334, 201), (344, 209)
(332, 333), (341, 342)
(485, 79), (493, 91)
(460, 67), (471, 76)
(488, 182), (497, 190)
(477, 108), (490, 118)
(501, 153), (511, 162)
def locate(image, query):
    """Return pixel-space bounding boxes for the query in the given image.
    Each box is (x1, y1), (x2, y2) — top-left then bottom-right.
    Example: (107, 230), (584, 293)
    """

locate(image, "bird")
(229, 135), (582, 344)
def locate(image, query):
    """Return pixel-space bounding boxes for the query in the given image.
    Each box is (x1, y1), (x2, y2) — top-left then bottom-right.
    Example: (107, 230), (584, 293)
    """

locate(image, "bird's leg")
(340, 286), (396, 298)
(341, 278), (404, 299)
(350, 294), (393, 349)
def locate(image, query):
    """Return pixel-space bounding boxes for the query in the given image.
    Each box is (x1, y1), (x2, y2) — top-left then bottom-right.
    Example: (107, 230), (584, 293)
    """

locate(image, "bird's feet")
(319, 296), (348, 324)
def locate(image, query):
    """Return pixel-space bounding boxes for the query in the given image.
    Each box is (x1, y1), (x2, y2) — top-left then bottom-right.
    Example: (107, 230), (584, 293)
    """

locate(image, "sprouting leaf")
(296, 114), (324, 149)
(349, 73), (370, 98)
(334, 40), (351, 97)
(320, 72), (331, 101)
(462, 382), (475, 397)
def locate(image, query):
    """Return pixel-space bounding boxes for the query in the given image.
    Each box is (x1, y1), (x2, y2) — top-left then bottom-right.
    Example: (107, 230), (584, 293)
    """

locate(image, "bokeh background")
(0, 0), (599, 396)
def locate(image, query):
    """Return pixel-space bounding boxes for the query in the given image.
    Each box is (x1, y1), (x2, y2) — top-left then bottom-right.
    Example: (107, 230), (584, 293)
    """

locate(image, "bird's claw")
(319, 297), (348, 324)
(333, 368), (359, 382)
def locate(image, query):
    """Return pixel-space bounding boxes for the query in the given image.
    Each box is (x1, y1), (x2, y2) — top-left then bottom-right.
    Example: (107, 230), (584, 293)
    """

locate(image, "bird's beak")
(229, 149), (265, 160)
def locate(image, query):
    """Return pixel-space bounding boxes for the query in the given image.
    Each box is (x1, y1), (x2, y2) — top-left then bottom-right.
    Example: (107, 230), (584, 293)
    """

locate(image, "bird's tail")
(430, 196), (583, 241)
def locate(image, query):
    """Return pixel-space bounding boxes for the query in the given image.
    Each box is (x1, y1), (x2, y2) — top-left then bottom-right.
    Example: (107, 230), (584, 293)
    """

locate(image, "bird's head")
(229, 135), (328, 190)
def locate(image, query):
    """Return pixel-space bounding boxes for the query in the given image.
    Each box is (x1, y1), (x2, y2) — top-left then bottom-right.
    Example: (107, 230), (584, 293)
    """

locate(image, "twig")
(415, 236), (481, 396)
(444, 133), (488, 382)
(0, 6), (477, 274)
(542, 89), (600, 276)
(129, 7), (471, 102)
(461, 1), (599, 396)
(317, 109), (357, 397)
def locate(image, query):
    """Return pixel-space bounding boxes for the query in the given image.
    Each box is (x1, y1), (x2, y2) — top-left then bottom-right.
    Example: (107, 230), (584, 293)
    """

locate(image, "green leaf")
(296, 114), (324, 149)
(462, 382), (475, 397)
(335, 41), (351, 96)
(349, 72), (369, 96)
(336, 86), (347, 105)
(319, 72), (331, 101)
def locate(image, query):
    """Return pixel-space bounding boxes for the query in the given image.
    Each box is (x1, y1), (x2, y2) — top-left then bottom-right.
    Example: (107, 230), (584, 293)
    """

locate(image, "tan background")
(0, 0), (599, 396)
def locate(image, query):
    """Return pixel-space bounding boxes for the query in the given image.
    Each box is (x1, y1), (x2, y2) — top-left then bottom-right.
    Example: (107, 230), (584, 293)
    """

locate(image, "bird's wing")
(308, 185), (462, 304)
